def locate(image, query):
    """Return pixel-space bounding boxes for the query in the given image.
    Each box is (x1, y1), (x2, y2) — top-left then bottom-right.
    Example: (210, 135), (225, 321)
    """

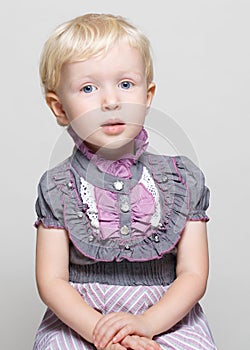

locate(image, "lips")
(101, 119), (126, 135)
(101, 119), (125, 127)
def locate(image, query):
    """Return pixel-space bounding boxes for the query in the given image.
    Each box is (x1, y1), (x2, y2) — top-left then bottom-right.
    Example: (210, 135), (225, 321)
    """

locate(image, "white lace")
(80, 177), (99, 230)
(140, 167), (161, 228)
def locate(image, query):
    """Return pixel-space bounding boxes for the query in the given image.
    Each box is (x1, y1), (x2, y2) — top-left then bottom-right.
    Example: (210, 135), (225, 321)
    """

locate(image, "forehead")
(63, 40), (145, 78)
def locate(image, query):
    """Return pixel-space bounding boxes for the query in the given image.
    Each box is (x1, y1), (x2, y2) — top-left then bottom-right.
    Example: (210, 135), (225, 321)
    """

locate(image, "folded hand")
(93, 312), (153, 349)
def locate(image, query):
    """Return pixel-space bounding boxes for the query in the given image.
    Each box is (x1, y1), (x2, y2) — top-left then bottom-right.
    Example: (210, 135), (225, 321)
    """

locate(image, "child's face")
(47, 39), (155, 153)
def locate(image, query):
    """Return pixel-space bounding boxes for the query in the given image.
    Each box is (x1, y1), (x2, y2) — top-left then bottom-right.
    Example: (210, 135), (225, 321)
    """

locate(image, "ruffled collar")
(67, 126), (149, 178)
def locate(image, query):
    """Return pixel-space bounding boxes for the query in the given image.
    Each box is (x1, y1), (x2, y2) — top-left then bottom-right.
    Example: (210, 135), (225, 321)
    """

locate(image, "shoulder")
(170, 155), (208, 199)
(173, 155), (206, 185)
(38, 157), (72, 190)
(141, 152), (204, 182)
(35, 157), (74, 229)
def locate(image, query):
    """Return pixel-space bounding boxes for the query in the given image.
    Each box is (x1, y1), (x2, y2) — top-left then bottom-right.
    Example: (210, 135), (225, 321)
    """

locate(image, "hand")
(99, 336), (160, 350)
(93, 312), (153, 349)
(121, 335), (161, 350)
(99, 340), (126, 350)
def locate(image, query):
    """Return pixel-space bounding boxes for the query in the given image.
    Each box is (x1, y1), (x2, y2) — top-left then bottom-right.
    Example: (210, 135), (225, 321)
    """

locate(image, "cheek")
(70, 112), (100, 140)
(69, 106), (116, 141)
(60, 96), (90, 121)
(120, 103), (147, 126)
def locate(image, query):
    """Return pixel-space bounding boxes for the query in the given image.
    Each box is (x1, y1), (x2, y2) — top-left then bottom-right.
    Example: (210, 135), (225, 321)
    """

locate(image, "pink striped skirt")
(33, 282), (217, 350)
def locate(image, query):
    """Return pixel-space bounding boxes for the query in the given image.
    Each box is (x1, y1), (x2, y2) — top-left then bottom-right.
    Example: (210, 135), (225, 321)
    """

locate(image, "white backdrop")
(1, 1), (249, 349)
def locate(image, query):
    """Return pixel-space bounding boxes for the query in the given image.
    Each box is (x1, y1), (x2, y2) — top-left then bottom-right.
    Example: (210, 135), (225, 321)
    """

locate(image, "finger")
(100, 340), (127, 350)
(94, 315), (121, 347)
(138, 338), (161, 350)
(112, 325), (135, 344)
(94, 312), (133, 336)
(122, 336), (160, 350)
(121, 335), (148, 350)
(95, 319), (130, 348)
(121, 335), (141, 349)
(139, 338), (160, 350)
(93, 313), (117, 336)
(94, 313), (138, 348)
(112, 344), (127, 350)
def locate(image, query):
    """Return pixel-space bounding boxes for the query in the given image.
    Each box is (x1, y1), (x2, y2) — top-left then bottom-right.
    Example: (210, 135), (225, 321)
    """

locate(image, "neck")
(84, 139), (135, 160)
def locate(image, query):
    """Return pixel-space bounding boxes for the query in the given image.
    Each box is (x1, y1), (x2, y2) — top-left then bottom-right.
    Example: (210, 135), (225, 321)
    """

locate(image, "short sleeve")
(34, 171), (65, 229)
(175, 156), (210, 221)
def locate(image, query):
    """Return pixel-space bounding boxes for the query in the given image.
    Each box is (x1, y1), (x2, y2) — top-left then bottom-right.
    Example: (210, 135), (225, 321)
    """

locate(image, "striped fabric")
(33, 283), (217, 350)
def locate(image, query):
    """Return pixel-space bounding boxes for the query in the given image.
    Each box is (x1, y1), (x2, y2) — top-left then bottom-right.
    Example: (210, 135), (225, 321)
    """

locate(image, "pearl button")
(77, 211), (83, 218)
(67, 181), (73, 189)
(124, 244), (130, 250)
(154, 234), (160, 243)
(162, 175), (168, 182)
(120, 202), (130, 213)
(121, 225), (130, 235)
(88, 235), (94, 242)
(113, 180), (124, 191)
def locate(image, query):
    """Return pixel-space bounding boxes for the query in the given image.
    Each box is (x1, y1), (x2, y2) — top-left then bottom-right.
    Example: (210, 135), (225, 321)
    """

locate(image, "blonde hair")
(39, 13), (154, 94)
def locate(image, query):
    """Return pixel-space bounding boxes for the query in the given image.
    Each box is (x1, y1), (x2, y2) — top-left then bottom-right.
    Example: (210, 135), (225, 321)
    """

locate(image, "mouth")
(101, 119), (125, 127)
(101, 119), (126, 135)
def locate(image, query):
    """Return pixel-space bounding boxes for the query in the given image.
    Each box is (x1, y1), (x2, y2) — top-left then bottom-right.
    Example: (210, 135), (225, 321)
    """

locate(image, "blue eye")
(119, 81), (133, 90)
(81, 85), (97, 93)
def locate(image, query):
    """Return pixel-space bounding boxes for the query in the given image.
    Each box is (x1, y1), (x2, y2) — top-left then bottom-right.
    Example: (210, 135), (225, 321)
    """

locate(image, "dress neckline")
(67, 126), (149, 178)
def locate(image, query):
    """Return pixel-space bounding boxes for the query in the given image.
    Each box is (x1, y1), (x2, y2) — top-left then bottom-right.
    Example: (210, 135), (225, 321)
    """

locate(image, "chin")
(102, 137), (134, 150)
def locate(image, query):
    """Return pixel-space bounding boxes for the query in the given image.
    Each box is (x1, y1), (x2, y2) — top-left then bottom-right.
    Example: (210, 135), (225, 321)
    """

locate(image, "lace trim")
(80, 177), (99, 231)
(80, 167), (161, 233)
(140, 166), (161, 228)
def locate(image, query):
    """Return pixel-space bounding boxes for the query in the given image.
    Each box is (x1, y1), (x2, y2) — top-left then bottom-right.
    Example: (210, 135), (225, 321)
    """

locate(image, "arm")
(36, 225), (157, 350)
(142, 220), (209, 335)
(93, 221), (209, 347)
(35, 224), (103, 343)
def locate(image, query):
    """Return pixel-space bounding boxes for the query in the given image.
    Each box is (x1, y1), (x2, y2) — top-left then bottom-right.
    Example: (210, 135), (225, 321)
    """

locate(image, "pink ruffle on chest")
(94, 183), (155, 239)
(69, 127), (157, 239)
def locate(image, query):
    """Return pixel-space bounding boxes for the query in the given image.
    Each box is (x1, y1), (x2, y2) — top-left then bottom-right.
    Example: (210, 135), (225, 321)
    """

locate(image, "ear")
(146, 82), (156, 108)
(46, 92), (69, 126)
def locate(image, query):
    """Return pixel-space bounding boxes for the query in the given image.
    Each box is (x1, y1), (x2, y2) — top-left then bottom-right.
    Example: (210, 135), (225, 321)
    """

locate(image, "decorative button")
(121, 225), (130, 235)
(154, 234), (160, 243)
(124, 244), (130, 250)
(162, 175), (168, 182)
(88, 235), (94, 242)
(67, 181), (73, 189)
(120, 202), (130, 213)
(113, 180), (124, 191)
(77, 211), (83, 218)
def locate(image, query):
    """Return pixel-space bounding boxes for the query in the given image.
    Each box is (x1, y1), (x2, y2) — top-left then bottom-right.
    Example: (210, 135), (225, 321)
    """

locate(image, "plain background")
(1, 1), (249, 349)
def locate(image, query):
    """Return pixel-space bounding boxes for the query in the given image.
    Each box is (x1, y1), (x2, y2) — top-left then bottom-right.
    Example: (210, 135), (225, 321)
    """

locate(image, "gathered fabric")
(67, 126), (149, 179)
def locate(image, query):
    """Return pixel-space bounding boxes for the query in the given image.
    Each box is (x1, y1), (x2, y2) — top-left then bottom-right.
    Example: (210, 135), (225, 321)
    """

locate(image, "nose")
(101, 87), (121, 111)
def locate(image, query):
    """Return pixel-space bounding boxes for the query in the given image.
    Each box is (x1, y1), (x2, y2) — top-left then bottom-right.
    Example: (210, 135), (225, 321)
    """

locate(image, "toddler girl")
(33, 13), (217, 350)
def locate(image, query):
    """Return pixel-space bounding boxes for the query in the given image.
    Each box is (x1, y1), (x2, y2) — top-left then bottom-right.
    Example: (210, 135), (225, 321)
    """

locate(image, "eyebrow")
(69, 71), (144, 88)
(116, 70), (143, 80)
